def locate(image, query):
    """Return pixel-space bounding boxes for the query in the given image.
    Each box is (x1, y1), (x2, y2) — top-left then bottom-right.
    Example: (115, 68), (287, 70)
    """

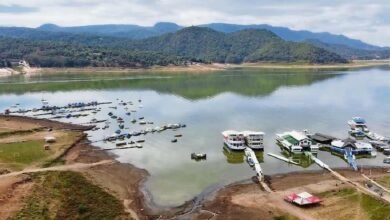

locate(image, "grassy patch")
(0, 131), (81, 170)
(376, 176), (390, 188)
(12, 171), (126, 219)
(316, 188), (390, 220)
(0, 128), (44, 138)
(0, 140), (49, 168)
(361, 193), (390, 220)
(318, 188), (356, 198)
(274, 215), (300, 220)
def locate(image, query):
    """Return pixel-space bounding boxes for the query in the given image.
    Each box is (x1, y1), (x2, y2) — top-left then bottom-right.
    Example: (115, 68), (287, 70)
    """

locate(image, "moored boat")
(191, 153), (206, 160)
(348, 117), (369, 137)
(222, 130), (245, 150)
(242, 131), (265, 150)
(331, 138), (373, 155)
(276, 130), (318, 154)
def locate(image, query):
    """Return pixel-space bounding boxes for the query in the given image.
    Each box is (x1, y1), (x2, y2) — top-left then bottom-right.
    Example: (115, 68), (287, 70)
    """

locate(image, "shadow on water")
(222, 145), (264, 164)
(278, 145), (316, 168)
(0, 69), (341, 100)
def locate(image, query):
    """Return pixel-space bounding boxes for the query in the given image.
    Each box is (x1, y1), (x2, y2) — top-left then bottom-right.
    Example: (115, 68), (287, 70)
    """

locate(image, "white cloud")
(0, 0), (389, 46)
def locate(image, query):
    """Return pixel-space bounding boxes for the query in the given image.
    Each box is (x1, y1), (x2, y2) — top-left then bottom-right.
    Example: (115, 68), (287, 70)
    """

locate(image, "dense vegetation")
(306, 39), (390, 59)
(12, 171), (126, 219)
(37, 22), (389, 51)
(0, 37), (184, 67)
(0, 27), (348, 67)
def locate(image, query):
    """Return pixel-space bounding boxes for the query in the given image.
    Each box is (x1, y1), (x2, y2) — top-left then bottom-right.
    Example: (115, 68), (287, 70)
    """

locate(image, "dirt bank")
(0, 68), (18, 77)
(63, 132), (150, 219)
(0, 114), (94, 131)
(12, 60), (390, 76)
(191, 168), (390, 220)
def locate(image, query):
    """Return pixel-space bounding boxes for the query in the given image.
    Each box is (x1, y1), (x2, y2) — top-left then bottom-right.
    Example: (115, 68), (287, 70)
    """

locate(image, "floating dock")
(344, 148), (358, 171)
(244, 147), (272, 192)
(267, 153), (299, 165)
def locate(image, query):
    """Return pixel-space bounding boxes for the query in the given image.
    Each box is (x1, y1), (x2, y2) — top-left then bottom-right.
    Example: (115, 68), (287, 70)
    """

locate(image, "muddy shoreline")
(1, 115), (389, 219)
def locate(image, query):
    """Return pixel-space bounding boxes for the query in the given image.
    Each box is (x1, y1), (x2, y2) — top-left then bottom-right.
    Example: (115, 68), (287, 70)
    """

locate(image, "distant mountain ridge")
(37, 22), (182, 39)
(33, 22), (387, 51)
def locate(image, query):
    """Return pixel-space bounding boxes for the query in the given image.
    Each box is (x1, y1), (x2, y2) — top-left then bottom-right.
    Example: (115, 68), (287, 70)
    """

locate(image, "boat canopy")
(352, 117), (366, 124)
(283, 135), (300, 145)
(310, 133), (336, 144)
(285, 192), (321, 206)
(241, 131), (265, 136)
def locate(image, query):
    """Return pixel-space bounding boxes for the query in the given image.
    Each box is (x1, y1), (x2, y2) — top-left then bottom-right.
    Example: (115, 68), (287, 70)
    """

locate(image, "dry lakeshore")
(0, 115), (389, 220)
(2, 60), (389, 77)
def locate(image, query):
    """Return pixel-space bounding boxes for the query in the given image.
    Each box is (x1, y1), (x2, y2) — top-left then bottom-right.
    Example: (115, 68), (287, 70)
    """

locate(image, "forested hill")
(0, 27), (347, 68)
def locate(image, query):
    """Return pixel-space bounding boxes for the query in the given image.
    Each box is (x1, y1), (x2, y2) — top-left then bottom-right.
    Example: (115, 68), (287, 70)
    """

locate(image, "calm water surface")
(1, 67), (390, 206)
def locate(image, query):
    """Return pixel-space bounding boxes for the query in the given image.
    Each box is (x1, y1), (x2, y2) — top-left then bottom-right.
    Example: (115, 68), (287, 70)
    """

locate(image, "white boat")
(366, 131), (389, 142)
(276, 130), (318, 154)
(222, 130), (245, 150)
(331, 138), (373, 155)
(242, 131), (265, 150)
(244, 147), (263, 177)
(348, 117), (369, 134)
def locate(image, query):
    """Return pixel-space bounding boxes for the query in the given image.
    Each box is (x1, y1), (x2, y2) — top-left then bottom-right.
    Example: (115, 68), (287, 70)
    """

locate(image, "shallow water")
(1, 67), (390, 206)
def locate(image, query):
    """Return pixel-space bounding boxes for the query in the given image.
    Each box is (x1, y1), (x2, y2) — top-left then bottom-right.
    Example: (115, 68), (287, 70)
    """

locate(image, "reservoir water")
(1, 67), (390, 206)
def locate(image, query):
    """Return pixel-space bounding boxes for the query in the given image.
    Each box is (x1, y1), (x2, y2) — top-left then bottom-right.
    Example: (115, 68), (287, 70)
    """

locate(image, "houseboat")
(331, 138), (374, 155)
(276, 130), (319, 154)
(348, 117), (369, 137)
(242, 131), (265, 150)
(222, 130), (245, 150)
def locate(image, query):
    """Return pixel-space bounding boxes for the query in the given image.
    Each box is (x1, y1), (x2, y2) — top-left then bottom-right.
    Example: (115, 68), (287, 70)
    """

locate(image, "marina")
(0, 68), (390, 206)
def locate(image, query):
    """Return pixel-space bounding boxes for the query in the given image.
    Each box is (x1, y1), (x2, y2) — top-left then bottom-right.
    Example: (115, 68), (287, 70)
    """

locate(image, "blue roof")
(353, 117), (366, 124)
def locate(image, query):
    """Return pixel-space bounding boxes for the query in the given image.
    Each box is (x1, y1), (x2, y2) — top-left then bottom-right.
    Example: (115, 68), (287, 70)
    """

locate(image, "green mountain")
(0, 27), (347, 68)
(305, 39), (390, 60)
(35, 22), (388, 51)
(129, 27), (347, 64)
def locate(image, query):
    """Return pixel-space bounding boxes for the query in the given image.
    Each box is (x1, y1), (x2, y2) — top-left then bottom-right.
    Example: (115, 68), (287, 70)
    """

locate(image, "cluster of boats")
(222, 130), (264, 150)
(222, 117), (390, 167)
(104, 123), (186, 142)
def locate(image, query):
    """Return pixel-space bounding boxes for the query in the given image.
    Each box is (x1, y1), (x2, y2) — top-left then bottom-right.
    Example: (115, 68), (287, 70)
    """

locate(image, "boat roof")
(285, 192), (321, 205)
(310, 133), (336, 142)
(223, 130), (264, 136)
(241, 131), (265, 136)
(283, 135), (299, 145)
(289, 130), (308, 141)
(222, 130), (241, 136)
(352, 117), (366, 124)
(355, 142), (373, 149)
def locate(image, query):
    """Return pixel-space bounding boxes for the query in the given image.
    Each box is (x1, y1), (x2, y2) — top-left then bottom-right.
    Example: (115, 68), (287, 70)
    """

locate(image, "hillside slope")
(0, 27), (347, 67)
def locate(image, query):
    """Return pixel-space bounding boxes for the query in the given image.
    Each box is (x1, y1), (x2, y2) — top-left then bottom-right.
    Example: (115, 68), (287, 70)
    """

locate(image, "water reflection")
(222, 146), (264, 164)
(0, 70), (339, 100)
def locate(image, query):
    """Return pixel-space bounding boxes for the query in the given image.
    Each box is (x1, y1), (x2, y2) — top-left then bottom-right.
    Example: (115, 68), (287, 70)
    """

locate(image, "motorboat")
(348, 117), (369, 135)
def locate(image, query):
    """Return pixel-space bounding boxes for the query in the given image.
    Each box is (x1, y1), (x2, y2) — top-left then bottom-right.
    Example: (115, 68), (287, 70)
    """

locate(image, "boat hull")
(224, 142), (246, 151)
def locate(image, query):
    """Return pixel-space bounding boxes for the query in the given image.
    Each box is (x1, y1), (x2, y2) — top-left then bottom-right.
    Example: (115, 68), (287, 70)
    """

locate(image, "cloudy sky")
(0, 0), (389, 46)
